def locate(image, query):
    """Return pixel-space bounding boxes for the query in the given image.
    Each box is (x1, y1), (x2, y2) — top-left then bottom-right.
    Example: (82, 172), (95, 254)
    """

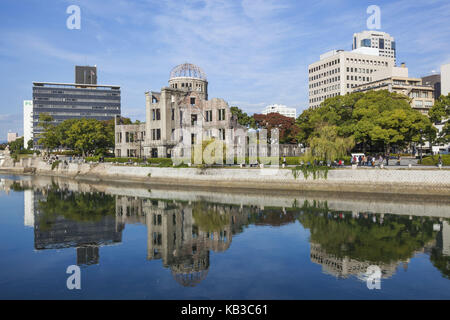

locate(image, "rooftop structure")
(262, 104), (297, 118)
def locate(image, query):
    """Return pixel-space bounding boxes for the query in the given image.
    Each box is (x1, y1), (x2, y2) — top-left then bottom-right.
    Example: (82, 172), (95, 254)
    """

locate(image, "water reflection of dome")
(170, 253), (210, 287)
(171, 268), (210, 287)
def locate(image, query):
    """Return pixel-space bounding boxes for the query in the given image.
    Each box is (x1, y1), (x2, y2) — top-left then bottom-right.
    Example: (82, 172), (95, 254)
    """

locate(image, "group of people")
(43, 154), (59, 165)
(352, 154), (401, 167)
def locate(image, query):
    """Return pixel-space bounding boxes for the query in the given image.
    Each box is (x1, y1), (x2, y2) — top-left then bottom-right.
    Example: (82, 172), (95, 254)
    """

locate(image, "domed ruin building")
(115, 63), (245, 159)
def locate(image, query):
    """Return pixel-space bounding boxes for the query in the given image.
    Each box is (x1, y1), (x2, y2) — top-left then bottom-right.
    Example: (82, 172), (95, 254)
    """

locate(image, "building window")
(205, 110), (212, 122)
(218, 109), (226, 121)
(219, 128), (225, 140)
(171, 109), (175, 120)
(190, 97), (195, 105)
(127, 149), (137, 157)
(152, 129), (161, 140)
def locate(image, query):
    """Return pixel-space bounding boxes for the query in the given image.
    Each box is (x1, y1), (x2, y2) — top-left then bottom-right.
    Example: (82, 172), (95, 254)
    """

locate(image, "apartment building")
(353, 69), (435, 114)
(308, 48), (394, 109)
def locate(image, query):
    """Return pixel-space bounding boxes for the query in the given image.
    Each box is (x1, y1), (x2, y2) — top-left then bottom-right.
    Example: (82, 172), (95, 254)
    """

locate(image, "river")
(0, 174), (449, 299)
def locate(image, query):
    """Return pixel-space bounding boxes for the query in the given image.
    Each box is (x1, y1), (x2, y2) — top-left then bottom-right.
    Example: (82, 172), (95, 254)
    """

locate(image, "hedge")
(420, 155), (450, 166)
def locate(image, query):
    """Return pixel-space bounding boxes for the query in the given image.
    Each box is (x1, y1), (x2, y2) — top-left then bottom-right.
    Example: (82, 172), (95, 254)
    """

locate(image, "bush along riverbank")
(420, 155), (450, 166)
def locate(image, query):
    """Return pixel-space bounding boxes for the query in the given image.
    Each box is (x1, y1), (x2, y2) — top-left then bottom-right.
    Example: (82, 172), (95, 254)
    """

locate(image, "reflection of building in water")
(24, 190), (35, 228)
(147, 201), (235, 287)
(309, 243), (400, 279)
(30, 190), (124, 266)
(115, 196), (250, 286)
(438, 221), (450, 257)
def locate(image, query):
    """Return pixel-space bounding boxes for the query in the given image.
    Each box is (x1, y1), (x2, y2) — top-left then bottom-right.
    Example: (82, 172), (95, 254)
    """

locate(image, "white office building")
(353, 31), (396, 63)
(23, 100), (33, 149)
(262, 104), (297, 118)
(308, 48), (394, 109)
(442, 63), (450, 96)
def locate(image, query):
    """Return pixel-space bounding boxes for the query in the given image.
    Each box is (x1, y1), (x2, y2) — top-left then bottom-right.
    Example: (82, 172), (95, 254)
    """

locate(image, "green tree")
(192, 202), (230, 232)
(308, 124), (354, 161)
(64, 118), (112, 156)
(38, 117), (116, 156)
(230, 106), (256, 128)
(8, 137), (25, 155)
(298, 200), (438, 264)
(296, 90), (433, 153)
(429, 94), (450, 144)
(37, 185), (116, 231)
(37, 114), (59, 151)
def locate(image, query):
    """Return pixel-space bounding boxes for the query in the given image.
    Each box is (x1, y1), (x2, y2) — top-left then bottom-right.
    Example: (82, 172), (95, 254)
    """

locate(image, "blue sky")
(1, 0), (450, 139)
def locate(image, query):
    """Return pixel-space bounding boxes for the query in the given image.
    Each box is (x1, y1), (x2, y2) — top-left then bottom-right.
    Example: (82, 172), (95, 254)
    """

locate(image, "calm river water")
(0, 174), (449, 299)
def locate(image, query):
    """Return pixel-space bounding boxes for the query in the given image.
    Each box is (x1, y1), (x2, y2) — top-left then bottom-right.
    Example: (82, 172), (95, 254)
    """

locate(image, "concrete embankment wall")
(1, 158), (450, 195)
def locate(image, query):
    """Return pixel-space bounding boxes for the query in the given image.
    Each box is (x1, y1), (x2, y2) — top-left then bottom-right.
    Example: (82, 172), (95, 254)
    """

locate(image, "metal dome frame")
(170, 63), (207, 81)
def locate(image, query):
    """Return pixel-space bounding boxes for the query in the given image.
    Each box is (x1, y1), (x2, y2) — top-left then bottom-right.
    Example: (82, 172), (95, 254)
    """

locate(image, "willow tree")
(308, 124), (355, 162)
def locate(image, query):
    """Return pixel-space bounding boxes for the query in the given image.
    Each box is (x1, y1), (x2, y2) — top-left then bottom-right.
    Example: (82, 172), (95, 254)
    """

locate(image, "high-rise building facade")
(352, 31), (396, 63)
(308, 49), (394, 109)
(261, 104), (297, 118)
(30, 66), (121, 147)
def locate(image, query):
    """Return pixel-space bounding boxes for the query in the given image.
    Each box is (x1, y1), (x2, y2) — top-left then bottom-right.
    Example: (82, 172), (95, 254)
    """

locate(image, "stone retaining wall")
(1, 158), (450, 195)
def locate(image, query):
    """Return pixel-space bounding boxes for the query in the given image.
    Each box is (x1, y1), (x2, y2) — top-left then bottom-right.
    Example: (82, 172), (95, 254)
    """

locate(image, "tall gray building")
(421, 74), (441, 100)
(30, 66), (120, 147)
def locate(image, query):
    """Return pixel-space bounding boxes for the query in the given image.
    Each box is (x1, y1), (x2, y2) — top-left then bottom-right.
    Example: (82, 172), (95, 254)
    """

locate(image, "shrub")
(52, 151), (79, 156)
(421, 155), (450, 166)
(51, 160), (61, 170)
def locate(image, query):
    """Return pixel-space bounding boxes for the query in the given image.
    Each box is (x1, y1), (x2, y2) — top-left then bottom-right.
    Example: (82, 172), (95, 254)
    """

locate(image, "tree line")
(34, 90), (449, 160)
(37, 115), (132, 156)
(232, 90), (450, 161)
